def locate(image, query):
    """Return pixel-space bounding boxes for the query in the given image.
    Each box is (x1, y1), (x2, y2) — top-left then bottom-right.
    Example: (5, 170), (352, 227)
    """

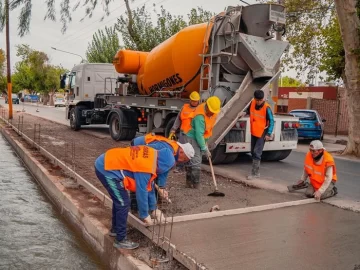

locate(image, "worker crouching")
(94, 145), (180, 250)
(290, 140), (338, 200)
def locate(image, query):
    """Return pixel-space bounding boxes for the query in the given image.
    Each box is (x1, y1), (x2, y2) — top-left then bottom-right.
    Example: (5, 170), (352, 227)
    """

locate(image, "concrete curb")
(201, 164), (360, 213)
(0, 125), (152, 270)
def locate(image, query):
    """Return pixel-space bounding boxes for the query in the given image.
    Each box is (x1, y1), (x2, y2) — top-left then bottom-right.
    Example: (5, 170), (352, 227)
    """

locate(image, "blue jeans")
(251, 135), (266, 161)
(95, 168), (129, 241)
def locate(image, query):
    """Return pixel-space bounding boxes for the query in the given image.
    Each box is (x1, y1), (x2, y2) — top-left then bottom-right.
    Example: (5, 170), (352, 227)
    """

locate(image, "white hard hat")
(309, 140), (325, 150)
(177, 142), (195, 159)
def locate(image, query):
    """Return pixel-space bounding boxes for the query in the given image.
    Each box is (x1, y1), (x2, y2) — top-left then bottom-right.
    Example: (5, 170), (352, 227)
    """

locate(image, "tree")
(0, 48), (5, 93)
(280, 76), (304, 87)
(333, 0), (360, 156)
(86, 26), (121, 63)
(115, 5), (214, 51)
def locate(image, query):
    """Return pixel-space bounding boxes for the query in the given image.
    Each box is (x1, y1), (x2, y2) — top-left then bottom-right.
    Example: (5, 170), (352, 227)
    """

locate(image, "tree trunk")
(334, 0), (360, 156)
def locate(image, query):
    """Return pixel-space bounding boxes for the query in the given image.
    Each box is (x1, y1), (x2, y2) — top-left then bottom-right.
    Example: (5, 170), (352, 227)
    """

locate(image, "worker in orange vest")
(184, 96), (221, 188)
(94, 144), (192, 250)
(295, 140), (338, 200)
(169, 91), (201, 142)
(130, 133), (195, 210)
(246, 90), (274, 180)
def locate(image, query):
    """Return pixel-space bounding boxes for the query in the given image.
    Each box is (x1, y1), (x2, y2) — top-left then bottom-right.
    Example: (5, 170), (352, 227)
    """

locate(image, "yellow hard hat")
(189, 91), (200, 101)
(206, 96), (221, 114)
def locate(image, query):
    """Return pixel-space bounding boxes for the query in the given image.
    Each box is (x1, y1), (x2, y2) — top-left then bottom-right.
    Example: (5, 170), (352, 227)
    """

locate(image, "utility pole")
(271, 0), (285, 113)
(5, 0), (13, 119)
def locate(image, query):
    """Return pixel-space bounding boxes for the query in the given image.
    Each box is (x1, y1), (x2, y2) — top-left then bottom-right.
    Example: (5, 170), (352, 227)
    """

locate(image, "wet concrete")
(168, 203), (360, 270)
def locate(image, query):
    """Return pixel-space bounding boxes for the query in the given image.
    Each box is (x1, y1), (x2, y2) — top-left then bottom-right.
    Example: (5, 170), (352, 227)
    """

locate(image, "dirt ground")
(0, 108), (303, 269)
(1, 110), (299, 216)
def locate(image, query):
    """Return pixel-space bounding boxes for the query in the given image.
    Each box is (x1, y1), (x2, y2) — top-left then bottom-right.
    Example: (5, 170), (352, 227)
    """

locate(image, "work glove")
(151, 209), (166, 223)
(158, 188), (169, 201)
(202, 147), (212, 159)
(143, 215), (154, 227)
(168, 132), (177, 141)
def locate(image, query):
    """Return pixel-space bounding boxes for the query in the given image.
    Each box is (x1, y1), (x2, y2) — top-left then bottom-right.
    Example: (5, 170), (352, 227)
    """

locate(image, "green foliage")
(12, 44), (66, 93)
(280, 76), (304, 87)
(0, 48), (5, 92)
(115, 5), (214, 51)
(86, 26), (121, 63)
(0, 0), (116, 36)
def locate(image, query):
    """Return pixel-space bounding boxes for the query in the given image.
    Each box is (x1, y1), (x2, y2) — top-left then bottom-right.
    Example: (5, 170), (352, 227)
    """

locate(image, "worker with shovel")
(184, 96), (221, 189)
(94, 145), (177, 250)
(130, 133), (195, 211)
(288, 140), (338, 200)
(246, 89), (274, 180)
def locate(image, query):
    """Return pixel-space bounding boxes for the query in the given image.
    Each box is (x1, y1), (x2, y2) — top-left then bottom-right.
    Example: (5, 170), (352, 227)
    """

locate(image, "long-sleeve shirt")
(95, 147), (175, 219)
(246, 103), (274, 136)
(300, 156), (333, 194)
(132, 135), (178, 187)
(186, 115), (208, 151)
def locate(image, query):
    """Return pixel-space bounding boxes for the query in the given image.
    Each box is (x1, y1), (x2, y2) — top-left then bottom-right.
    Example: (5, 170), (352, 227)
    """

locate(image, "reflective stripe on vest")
(104, 146), (158, 192)
(190, 103), (217, 139)
(250, 100), (270, 138)
(144, 134), (179, 156)
(304, 151), (337, 190)
(180, 104), (197, 133)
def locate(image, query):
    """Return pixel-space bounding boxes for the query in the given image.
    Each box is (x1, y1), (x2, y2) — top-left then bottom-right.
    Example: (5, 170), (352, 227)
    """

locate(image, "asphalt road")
(2, 99), (359, 203)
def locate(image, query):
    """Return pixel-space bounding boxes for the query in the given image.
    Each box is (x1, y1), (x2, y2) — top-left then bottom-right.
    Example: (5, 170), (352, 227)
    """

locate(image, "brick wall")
(310, 93), (349, 135)
(288, 98), (307, 112)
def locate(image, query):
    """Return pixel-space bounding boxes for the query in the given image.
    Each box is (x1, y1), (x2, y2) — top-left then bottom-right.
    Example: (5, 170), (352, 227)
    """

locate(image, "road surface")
(1, 99), (358, 203)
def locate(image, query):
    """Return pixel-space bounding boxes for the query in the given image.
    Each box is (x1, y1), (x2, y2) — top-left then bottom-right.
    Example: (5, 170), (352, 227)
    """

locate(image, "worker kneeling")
(291, 140), (338, 200)
(94, 145), (181, 250)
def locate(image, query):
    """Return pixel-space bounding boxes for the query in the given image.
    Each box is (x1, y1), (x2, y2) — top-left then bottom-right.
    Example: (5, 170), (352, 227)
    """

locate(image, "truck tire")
(126, 129), (137, 141)
(261, 150), (292, 161)
(222, 153), (239, 164)
(109, 111), (128, 141)
(209, 145), (228, 165)
(70, 107), (82, 131)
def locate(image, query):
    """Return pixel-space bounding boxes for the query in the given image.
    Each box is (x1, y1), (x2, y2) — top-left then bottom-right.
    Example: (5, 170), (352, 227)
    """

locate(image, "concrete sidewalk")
(323, 134), (348, 145)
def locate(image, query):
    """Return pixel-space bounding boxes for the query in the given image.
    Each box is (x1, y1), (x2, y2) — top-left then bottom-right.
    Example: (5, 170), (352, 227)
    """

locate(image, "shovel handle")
(208, 157), (218, 191)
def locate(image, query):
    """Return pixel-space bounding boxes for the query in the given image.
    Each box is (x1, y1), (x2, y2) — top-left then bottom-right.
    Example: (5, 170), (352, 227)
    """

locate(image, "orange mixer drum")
(113, 22), (213, 98)
(113, 50), (149, 74)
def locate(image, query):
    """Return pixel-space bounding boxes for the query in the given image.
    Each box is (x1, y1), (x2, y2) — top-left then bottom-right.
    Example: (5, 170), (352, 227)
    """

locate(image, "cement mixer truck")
(63, 3), (299, 164)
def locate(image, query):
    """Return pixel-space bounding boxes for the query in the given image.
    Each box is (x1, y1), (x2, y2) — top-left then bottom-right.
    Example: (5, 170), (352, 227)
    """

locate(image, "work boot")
(113, 239), (139, 250)
(109, 228), (116, 237)
(332, 186), (338, 196)
(247, 159), (260, 180)
(185, 179), (193, 188)
(193, 183), (200, 189)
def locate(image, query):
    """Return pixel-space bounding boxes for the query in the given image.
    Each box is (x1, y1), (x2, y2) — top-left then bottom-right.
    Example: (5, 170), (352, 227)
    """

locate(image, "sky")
(0, 0), (301, 79)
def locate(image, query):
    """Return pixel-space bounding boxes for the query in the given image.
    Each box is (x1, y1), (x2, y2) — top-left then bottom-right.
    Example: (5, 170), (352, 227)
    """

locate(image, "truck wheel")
(208, 145), (227, 165)
(70, 107), (81, 131)
(126, 129), (137, 140)
(261, 150), (292, 161)
(222, 153), (239, 164)
(109, 112), (128, 141)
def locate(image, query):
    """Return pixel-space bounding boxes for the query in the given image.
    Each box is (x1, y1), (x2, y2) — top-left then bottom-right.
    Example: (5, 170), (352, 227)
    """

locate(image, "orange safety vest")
(190, 103), (217, 139)
(144, 133), (179, 156)
(249, 100), (270, 138)
(104, 146), (158, 192)
(304, 151), (338, 190)
(180, 104), (197, 133)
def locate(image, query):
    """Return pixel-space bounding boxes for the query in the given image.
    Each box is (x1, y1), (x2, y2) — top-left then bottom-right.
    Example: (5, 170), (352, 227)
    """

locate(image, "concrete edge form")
(0, 117), (207, 270)
(201, 164), (360, 213)
(0, 125), (152, 270)
(172, 198), (318, 223)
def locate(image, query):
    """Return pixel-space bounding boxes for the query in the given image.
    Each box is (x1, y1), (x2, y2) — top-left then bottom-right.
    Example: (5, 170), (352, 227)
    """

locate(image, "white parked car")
(54, 98), (66, 107)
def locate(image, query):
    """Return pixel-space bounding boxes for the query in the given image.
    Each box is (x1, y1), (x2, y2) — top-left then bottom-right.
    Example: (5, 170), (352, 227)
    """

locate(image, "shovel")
(207, 156), (225, 197)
